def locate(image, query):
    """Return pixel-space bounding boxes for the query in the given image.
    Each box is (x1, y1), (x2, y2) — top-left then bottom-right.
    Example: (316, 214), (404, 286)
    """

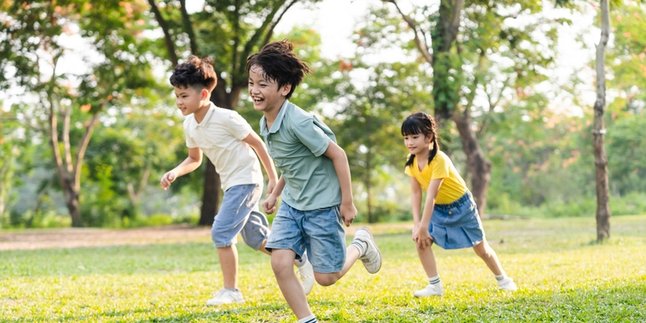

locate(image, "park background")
(0, 1), (645, 321)
(1, 0), (645, 231)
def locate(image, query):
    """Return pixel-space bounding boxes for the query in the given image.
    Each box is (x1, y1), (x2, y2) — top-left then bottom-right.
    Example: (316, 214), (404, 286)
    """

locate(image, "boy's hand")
(262, 195), (278, 214)
(160, 171), (176, 190)
(340, 202), (357, 227)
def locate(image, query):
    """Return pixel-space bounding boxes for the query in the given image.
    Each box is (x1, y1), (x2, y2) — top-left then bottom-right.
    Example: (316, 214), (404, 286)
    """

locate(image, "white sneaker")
(498, 277), (518, 291)
(297, 258), (315, 295)
(353, 228), (382, 274)
(206, 288), (244, 306)
(414, 282), (443, 297)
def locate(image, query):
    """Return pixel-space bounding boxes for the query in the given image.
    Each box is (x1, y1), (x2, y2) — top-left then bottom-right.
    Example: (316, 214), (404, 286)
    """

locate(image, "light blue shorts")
(429, 192), (485, 250)
(266, 202), (346, 273)
(211, 184), (270, 249)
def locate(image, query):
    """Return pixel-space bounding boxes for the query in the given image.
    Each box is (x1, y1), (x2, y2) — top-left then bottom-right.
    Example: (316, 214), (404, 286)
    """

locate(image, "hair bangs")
(401, 118), (425, 136)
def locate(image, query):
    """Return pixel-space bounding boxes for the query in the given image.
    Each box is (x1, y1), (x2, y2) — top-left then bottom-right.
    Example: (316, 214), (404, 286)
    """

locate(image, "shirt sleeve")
(431, 153), (450, 180)
(292, 116), (333, 157)
(225, 111), (253, 141)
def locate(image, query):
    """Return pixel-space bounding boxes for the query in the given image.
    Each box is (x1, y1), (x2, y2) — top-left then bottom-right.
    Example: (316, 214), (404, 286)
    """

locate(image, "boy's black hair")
(246, 40), (310, 99)
(401, 112), (440, 167)
(170, 55), (217, 91)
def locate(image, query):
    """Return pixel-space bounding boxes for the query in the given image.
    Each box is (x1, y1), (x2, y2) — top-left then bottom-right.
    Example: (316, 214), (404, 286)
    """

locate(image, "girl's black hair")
(245, 40), (310, 99)
(401, 112), (439, 167)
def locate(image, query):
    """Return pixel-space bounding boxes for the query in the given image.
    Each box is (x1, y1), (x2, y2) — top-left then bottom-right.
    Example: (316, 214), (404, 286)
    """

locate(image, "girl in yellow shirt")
(402, 112), (517, 297)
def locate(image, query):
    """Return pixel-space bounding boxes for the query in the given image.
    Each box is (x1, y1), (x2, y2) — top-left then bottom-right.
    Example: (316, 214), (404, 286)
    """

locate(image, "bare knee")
(315, 273), (340, 286)
(271, 254), (295, 279)
(474, 241), (495, 259)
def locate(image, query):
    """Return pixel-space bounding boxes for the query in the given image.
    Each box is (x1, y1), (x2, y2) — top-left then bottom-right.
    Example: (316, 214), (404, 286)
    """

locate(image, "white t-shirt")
(184, 103), (263, 190)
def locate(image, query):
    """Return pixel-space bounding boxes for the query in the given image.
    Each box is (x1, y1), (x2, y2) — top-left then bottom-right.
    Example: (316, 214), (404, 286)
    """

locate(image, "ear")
(200, 88), (209, 100)
(280, 84), (292, 97)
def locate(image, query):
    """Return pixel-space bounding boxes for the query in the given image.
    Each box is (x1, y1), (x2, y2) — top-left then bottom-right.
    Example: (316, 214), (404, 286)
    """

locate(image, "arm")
(160, 147), (203, 190)
(410, 176), (423, 240)
(416, 178), (443, 249)
(323, 140), (356, 227)
(242, 131), (278, 194)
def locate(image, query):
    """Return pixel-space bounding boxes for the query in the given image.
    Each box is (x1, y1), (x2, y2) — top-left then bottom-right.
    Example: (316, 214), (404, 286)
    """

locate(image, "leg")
(473, 240), (505, 276)
(218, 245), (239, 289)
(413, 241), (443, 297)
(473, 240), (518, 291)
(240, 209), (271, 256)
(208, 184), (261, 305)
(417, 243), (438, 278)
(313, 243), (362, 286)
(271, 249), (312, 320)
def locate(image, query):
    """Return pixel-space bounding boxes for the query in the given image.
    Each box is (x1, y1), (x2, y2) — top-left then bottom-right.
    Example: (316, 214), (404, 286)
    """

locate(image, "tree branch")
(179, 0), (199, 55)
(148, 0), (179, 66)
(384, 0), (433, 64)
(73, 111), (100, 190)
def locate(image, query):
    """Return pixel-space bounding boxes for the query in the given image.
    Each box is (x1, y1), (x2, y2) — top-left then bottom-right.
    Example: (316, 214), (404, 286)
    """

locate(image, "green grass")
(1, 216), (645, 322)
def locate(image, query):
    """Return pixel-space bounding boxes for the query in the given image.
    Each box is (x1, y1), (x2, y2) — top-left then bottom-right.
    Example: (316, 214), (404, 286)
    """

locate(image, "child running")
(246, 40), (382, 323)
(160, 55), (314, 306)
(401, 112), (517, 297)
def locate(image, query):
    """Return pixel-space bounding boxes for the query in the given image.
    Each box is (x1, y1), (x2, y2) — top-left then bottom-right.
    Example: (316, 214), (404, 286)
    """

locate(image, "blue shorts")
(211, 184), (270, 249)
(429, 192), (485, 250)
(266, 203), (346, 273)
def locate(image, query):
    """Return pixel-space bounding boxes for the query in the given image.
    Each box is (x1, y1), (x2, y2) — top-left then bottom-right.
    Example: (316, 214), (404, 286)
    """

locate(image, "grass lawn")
(1, 215), (645, 322)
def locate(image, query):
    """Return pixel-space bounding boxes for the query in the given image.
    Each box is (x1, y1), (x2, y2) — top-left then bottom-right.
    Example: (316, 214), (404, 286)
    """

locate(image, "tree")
(592, 0), (611, 241)
(147, 0), (318, 225)
(384, 0), (562, 216)
(0, 110), (19, 227)
(0, 0), (160, 226)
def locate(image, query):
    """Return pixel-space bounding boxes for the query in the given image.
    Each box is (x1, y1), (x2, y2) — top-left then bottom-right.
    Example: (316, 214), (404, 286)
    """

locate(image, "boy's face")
(174, 85), (206, 116)
(248, 64), (290, 114)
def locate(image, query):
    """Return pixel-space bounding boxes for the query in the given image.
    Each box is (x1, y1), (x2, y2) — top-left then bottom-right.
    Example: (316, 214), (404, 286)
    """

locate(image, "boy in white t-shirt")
(160, 56), (314, 306)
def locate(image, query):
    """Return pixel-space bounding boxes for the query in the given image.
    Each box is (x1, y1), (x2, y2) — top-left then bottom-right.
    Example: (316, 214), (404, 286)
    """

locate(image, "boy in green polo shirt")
(246, 40), (382, 323)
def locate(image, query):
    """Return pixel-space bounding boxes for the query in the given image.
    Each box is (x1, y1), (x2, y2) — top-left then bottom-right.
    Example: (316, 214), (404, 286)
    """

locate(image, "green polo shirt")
(260, 100), (341, 211)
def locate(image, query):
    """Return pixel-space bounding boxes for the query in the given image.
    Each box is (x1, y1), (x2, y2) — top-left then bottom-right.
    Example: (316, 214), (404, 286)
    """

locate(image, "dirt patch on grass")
(0, 222), (411, 251)
(0, 225), (211, 251)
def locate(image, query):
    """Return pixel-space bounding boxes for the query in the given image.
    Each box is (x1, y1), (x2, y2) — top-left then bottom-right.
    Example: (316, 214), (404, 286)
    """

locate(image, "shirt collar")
(196, 102), (216, 126)
(260, 100), (290, 136)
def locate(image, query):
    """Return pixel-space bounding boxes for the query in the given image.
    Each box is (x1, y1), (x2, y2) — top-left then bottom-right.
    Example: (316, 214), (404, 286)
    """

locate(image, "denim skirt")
(429, 192), (484, 250)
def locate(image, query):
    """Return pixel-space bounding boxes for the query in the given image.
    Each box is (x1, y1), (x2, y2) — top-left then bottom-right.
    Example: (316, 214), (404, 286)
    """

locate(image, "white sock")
(351, 239), (367, 256)
(298, 314), (317, 323)
(429, 275), (441, 285)
(495, 274), (506, 281)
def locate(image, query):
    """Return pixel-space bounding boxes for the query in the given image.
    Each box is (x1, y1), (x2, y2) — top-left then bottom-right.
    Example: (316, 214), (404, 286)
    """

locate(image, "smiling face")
(403, 133), (433, 156)
(174, 85), (206, 116)
(247, 64), (291, 116)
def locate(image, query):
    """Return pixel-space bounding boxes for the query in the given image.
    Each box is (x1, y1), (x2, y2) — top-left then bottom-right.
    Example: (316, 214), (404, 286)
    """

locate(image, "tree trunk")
(366, 148), (374, 223)
(199, 160), (220, 226)
(593, 0), (611, 242)
(431, 0), (464, 127)
(453, 110), (491, 217)
(62, 180), (83, 227)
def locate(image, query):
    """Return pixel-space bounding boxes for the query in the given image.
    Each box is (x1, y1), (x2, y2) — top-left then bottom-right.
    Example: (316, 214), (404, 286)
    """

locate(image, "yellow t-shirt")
(404, 151), (468, 204)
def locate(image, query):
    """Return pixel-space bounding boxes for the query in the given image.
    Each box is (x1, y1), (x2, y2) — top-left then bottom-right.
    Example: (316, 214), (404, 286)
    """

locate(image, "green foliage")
(1, 216), (645, 321)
